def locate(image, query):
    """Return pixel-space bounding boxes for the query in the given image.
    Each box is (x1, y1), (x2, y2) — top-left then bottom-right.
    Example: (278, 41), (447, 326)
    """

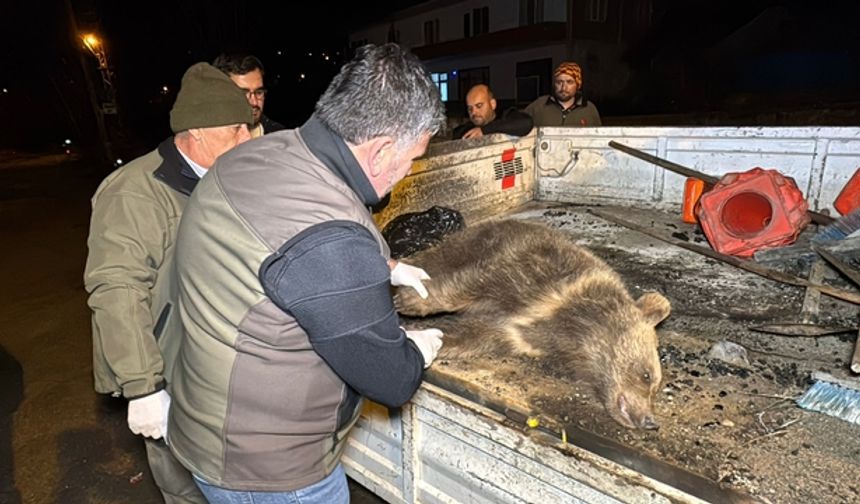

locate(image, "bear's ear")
(635, 292), (671, 326)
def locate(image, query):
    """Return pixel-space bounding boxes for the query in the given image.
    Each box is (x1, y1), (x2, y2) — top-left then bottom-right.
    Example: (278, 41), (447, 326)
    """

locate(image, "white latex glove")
(127, 389), (171, 439)
(405, 328), (444, 369)
(390, 261), (431, 299)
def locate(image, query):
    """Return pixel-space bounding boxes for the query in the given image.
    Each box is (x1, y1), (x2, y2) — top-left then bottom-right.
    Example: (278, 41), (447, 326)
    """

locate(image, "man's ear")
(490, 98), (497, 111)
(187, 128), (203, 141)
(366, 136), (395, 177)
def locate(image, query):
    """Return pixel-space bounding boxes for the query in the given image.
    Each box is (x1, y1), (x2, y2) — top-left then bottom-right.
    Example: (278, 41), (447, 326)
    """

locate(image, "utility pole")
(63, 0), (113, 165)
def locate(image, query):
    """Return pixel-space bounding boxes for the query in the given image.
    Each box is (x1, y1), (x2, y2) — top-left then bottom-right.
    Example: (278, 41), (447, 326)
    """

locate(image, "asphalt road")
(0, 153), (383, 503)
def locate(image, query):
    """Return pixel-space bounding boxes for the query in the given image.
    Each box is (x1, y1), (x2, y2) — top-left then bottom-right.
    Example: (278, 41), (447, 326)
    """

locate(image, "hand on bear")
(390, 260), (430, 299)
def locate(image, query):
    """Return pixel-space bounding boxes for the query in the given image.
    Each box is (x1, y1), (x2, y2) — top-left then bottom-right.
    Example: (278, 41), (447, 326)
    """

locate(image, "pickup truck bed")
(344, 127), (860, 504)
(435, 202), (858, 504)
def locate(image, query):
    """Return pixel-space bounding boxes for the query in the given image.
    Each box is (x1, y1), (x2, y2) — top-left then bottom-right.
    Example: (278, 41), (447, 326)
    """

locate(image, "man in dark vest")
(168, 44), (446, 503)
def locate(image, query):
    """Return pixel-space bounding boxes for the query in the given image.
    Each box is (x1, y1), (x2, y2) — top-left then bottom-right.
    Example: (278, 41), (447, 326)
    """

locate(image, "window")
(635, 0), (653, 26)
(431, 72), (449, 102)
(586, 53), (600, 72)
(588, 0), (608, 22)
(516, 58), (552, 106)
(424, 19), (440, 45)
(519, 0), (544, 26)
(457, 67), (490, 100)
(472, 7), (489, 36)
(516, 76), (540, 104)
(387, 24), (400, 43)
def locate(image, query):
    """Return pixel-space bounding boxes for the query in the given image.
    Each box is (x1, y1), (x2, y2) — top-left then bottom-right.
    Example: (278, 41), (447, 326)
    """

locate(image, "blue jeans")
(193, 463), (349, 504)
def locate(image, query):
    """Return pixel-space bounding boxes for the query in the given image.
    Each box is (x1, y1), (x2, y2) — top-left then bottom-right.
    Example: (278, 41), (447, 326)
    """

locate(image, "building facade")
(348, 0), (655, 117)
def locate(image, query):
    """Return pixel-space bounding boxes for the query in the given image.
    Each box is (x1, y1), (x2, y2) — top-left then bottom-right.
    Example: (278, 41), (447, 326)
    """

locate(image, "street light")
(81, 33), (100, 53)
(65, 0), (114, 165)
(74, 27), (117, 164)
(80, 33), (113, 89)
(80, 32), (117, 116)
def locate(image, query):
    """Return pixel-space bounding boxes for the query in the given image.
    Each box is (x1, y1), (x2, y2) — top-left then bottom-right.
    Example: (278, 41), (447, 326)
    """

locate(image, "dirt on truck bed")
(410, 203), (860, 504)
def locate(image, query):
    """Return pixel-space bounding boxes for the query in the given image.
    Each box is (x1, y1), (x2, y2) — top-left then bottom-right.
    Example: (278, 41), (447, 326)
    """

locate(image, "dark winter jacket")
(452, 107), (534, 139)
(84, 138), (199, 399)
(525, 95), (602, 127)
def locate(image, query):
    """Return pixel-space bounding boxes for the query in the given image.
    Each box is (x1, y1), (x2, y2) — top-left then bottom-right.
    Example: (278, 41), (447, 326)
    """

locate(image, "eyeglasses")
(243, 88), (267, 100)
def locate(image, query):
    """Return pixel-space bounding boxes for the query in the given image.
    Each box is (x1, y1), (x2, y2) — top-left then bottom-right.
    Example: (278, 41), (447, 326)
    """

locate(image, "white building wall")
(424, 44), (567, 102)
(349, 0), (577, 104)
(352, 0), (569, 49)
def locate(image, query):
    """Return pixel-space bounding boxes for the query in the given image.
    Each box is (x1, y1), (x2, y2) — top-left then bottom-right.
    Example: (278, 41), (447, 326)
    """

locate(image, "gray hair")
(315, 43), (445, 148)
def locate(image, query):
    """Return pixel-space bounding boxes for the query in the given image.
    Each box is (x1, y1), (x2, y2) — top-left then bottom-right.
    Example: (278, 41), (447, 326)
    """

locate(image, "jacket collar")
(299, 115), (380, 206)
(546, 94), (585, 112)
(153, 138), (199, 196)
(260, 114), (285, 134)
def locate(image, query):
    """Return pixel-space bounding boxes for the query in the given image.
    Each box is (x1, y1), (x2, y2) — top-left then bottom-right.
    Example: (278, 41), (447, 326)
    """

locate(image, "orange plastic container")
(682, 178), (705, 223)
(834, 167), (860, 215)
(696, 168), (810, 257)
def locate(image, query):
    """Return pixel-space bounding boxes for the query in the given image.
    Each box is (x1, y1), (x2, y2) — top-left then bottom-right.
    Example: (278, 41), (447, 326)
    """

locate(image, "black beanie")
(169, 62), (253, 133)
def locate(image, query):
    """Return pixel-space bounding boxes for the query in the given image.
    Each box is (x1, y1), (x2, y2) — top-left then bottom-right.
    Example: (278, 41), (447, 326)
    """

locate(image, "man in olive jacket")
(525, 61), (602, 127)
(83, 62), (252, 503)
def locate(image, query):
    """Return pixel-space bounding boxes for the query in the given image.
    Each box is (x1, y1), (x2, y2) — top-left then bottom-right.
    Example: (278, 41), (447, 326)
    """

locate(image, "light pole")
(80, 33), (117, 115)
(64, 0), (114, 165)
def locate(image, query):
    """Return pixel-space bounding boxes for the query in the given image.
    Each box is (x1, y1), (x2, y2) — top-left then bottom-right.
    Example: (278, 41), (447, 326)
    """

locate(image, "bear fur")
(395, 219), (671, 430)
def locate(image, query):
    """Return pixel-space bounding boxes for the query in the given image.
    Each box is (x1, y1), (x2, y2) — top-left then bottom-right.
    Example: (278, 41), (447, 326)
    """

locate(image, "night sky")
(1, 0), (858, 161)
(0, 0), (418, 158)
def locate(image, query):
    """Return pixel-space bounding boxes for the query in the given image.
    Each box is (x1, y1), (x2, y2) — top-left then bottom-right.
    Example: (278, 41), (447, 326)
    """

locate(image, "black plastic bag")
(382, 206), (466, 259)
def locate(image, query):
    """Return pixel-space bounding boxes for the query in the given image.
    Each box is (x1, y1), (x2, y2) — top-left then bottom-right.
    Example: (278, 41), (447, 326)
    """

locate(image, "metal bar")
(608, 140), (835, 226)
(749, 323), (855, 336)
(589, 208), (860, 305)
(609, 140), (719, 186)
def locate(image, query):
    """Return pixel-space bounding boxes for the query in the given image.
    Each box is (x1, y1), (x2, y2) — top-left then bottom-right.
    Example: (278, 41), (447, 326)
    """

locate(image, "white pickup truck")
(343, 127), (860, 504)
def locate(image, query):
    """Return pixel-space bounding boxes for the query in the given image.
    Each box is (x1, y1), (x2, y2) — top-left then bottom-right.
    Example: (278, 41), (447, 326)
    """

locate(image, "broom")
(796, 371), (860, 425)
(811, 206), (860, 242)
(800, 207), (860, 416)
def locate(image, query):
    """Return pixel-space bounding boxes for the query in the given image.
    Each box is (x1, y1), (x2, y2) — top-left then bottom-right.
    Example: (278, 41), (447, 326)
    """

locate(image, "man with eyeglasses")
(214, 53), (285, 138)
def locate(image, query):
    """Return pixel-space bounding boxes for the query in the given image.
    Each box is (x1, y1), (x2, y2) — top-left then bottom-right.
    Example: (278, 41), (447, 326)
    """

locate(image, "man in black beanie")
(84, 62), (252, 503)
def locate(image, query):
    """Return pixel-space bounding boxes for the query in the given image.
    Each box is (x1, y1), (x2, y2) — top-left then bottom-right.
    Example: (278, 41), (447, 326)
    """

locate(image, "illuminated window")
(431, 72), (449, 102)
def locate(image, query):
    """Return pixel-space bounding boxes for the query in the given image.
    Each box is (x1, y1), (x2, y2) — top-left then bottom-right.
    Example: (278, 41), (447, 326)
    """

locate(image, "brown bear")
(395, 218), (671, 430)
